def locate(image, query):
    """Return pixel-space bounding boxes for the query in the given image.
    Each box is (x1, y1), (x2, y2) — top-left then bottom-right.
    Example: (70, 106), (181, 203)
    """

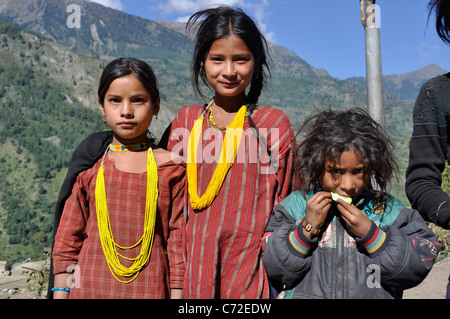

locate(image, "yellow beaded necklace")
(95, 145), (158, 283)
(209, 104), (228, 131)
(187, 105), (247, 210)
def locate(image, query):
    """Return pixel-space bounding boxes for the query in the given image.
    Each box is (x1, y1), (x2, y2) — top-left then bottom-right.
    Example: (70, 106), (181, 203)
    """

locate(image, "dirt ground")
(0, 260), (46, 299)
(403, 257), (449, 299)
(0, 258), (448, 299)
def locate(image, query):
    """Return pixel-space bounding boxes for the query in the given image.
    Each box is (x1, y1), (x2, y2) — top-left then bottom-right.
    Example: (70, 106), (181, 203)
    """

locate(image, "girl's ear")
(98, 98), (106, 116)
(154, 97), (160, 115)
(200, 61), (206, 77)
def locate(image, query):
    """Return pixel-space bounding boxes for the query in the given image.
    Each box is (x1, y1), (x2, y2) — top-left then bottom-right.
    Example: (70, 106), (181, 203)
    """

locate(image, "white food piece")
(331, 192), (352, 204)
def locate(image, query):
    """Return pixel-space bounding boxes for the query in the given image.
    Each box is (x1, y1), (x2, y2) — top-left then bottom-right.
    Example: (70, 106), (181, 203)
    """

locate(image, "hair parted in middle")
(296, 107), (398, 200)
(186, 5), (271, 105)
(98, 57), (160, 106)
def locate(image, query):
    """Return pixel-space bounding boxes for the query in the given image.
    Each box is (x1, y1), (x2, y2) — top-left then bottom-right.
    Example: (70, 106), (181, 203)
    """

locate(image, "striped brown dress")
(163, 105), (296, 299)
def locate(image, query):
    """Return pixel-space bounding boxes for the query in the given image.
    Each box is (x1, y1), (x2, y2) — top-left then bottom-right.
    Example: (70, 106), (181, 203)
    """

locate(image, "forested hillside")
(0, 0), (425, 266)
(0, 21), (105, 264)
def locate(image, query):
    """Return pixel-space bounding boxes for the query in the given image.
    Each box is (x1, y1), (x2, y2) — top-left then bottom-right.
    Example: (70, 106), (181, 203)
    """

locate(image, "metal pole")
(361, 0), (385, 128)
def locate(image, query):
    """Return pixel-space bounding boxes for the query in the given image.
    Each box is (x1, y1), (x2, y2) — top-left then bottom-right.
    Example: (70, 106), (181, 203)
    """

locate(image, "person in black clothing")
(405, 0), (450, 299)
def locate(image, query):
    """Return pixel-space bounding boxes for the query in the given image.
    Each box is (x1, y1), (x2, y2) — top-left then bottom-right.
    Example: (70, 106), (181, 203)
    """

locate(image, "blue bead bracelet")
(51, 287), (71, 292)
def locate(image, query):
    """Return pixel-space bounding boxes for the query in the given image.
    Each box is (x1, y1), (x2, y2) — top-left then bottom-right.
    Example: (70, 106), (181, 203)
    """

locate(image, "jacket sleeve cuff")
(436, 200), (450, 229)
(357, 221), (389, 257)
(287, 225), (318, 257)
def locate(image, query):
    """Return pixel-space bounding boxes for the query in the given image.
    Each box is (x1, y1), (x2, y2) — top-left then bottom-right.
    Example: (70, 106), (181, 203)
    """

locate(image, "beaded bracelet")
(51, 287), (71, 292)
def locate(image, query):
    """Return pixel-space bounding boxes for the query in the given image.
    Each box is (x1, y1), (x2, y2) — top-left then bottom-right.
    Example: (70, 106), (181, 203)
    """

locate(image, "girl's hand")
(336, 199), (372, 238)
(304, 192), (332, 238)
(170, 288), (184, 299)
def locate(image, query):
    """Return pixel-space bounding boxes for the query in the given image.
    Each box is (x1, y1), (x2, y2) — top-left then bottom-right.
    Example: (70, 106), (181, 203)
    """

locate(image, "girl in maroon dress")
(160, 6), (298, 299)
(52, 58), (185, 299)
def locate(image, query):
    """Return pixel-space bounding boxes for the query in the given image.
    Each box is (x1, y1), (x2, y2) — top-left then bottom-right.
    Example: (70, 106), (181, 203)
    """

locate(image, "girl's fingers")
(306, 192), (332, 227)
(311, 191), (332, 205)
(311, 197), (332, 215)
(336, 200), (371, 238)
(336, 198), (354, 215)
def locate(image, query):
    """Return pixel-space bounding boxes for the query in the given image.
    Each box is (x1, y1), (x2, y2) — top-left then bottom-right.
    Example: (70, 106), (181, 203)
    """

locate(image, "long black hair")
(297, 108), (398, 200)
(98, 57), (160, 106)
(429, 0), (450, 44)
(186, 6), (270, 105)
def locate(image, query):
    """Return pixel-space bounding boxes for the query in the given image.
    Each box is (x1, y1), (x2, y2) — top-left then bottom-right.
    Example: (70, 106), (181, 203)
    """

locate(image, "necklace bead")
(209, 105), (228, 130)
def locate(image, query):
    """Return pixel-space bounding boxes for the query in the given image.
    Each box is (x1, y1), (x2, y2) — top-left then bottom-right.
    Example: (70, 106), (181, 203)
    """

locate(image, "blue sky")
(90, 0), (450, 79)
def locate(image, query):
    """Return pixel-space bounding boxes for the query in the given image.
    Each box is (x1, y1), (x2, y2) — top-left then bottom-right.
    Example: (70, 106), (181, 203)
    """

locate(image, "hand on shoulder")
(152, 147), (183, 166)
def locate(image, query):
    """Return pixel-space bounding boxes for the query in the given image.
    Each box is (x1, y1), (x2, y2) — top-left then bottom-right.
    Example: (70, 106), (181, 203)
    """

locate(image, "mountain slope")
(348, 64), (448, 101)
(0, 0), (194, 108)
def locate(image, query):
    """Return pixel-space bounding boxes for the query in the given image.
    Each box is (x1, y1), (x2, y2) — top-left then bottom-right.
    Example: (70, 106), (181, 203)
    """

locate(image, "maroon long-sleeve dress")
(52, 155), (185, 299)
(163, 105), (296, 298)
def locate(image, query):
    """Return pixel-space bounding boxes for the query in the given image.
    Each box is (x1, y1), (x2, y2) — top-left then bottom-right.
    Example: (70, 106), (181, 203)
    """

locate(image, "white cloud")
(175, 15), (194, 23)
(264, 31), (277, 44)
(90, 0), (123, 11)
(249, 0), (276, 43)
(415, 42), (440, 58)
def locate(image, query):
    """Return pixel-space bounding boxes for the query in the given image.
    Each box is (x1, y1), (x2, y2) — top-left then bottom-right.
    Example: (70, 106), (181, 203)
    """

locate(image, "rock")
(0, 261), (9, 276)
(8, 290), (41, 299)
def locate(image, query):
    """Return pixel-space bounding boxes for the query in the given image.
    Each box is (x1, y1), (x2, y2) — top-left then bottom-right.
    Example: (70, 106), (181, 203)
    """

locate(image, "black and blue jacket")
(262, 191), (441, 299)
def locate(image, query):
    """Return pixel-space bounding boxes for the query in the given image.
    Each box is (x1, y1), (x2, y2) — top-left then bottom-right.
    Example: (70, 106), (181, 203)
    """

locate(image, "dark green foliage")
(0, 20), (22, 40)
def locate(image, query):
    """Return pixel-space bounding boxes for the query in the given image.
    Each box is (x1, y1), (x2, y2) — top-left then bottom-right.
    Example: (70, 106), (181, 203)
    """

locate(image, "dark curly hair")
(186, 6), (270, 105)
(297, 108), (398, 200)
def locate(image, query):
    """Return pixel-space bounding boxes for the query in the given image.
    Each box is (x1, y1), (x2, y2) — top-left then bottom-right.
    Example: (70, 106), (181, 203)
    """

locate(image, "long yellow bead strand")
(187, 105), (246, 210)
(95, 147), (158, 283)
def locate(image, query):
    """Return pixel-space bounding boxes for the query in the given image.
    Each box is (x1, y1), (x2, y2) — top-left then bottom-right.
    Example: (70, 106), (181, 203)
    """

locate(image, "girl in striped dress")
(160, 6), (298, 299)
